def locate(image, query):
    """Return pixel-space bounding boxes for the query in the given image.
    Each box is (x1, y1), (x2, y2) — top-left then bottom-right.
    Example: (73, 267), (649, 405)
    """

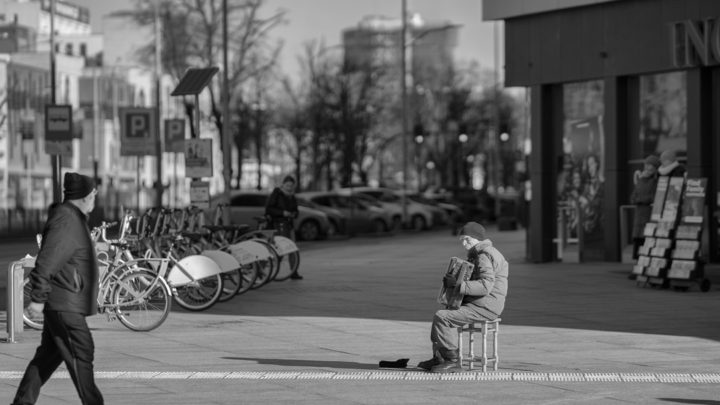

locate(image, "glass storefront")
(638, 72), (687, 158)
(558, 80), (606, 261)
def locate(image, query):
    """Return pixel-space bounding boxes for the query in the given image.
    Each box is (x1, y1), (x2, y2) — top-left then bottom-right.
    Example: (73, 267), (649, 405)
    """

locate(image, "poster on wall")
(557, 115), (605, 260)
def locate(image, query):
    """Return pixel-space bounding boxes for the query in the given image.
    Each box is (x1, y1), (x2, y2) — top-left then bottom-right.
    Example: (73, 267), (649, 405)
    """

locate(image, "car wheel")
(372, 219), (386, 233)
(411, 215), (426, 231)
(298, 219), (321, 241)
(327, 220), (339, 237)
(392, 215), (402, 231)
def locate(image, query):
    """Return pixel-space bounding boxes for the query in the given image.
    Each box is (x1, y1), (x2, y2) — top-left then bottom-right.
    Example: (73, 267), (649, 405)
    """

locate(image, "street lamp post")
(458, 132), (468, 187)
(400, 0), (409, 225)
(414, 134), (423, 192)
(49, 0), (61, 203)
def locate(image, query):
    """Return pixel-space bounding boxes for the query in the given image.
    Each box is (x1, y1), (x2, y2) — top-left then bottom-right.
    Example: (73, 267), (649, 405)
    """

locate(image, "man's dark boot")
(431, 358), (462, 373)
(417, 356), (442, 371)
(290, 273), (303, 280)
(431, 349), (461, 373)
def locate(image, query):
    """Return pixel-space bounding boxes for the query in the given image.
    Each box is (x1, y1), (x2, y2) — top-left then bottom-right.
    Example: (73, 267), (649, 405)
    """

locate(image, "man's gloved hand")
(442, 274), (457, 289)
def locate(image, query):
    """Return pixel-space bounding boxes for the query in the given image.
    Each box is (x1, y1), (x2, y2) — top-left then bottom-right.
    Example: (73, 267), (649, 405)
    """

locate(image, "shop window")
(559, 80), (606, 261)
(639, 72), (687, 159)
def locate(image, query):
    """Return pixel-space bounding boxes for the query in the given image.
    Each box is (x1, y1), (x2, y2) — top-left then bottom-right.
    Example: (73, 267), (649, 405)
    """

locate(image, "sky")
(70, 0), (500, 80)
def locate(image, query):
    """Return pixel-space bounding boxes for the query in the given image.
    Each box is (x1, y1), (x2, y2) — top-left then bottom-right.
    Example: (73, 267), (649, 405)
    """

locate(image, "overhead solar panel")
(171, 67), (219, 96)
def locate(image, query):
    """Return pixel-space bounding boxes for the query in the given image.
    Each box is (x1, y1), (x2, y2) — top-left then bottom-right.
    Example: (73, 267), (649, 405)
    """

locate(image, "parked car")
(296, 196), (346, 236)
(410, 194), (465, 225)
(405, 193), (453, 227)
(210, 190), (332, 241)
(298, 191), (393, 234)
(338, 187), (434, 230)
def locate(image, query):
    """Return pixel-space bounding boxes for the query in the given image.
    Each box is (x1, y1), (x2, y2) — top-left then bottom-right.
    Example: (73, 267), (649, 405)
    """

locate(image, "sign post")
(119, 107), (158, 156)
(170, 67), (219, 209)
(44, 105), (73, 156)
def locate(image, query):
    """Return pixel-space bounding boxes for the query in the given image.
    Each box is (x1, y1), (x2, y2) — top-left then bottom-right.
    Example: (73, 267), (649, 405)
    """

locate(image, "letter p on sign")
(128, 112), (150, 138)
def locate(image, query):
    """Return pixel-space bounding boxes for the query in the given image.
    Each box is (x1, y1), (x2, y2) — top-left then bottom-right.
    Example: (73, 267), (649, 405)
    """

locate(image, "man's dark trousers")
(13, 311), (103, 405)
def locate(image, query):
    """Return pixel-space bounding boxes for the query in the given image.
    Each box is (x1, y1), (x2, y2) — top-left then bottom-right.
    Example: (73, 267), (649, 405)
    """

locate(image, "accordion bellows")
(437, 257), (474, 309)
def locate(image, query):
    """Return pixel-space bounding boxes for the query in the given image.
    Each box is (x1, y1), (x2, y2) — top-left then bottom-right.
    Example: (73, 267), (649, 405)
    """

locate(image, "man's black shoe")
(290, 274), (304, 280)
(417, 357), (442, 371)
(430, 360), (462, 373)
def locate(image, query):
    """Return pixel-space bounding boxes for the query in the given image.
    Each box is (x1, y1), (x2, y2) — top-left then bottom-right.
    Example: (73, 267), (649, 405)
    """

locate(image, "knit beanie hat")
(459, 221), (487, 241)
(644, 155), (660, 168)
(63, 172), (95, 200)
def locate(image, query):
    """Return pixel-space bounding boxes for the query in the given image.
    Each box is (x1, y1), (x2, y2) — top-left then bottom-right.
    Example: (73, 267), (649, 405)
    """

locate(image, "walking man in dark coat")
(13, 172), (104, 405)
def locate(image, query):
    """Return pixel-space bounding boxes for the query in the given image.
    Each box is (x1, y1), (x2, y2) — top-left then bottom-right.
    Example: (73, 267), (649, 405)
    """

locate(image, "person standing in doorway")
(630, 155), (660, 265)
(265, 175), (303, 280)
(658, 150), (686, 178)
(13, 172), (103, 405)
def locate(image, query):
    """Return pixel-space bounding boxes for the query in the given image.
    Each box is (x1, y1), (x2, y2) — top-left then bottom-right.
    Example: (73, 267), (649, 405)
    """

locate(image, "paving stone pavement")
(1, 228), (720, 404)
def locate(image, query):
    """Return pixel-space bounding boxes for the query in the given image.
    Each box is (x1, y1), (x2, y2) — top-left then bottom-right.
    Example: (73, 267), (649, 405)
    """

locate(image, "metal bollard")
(5, 260), (25, 343)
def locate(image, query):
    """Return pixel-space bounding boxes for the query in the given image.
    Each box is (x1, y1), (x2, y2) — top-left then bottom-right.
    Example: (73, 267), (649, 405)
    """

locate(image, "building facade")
(484, 0), (720, 263)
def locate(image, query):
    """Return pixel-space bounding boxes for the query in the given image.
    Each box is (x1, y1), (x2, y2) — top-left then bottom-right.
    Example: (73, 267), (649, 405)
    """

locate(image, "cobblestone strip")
(1, 371), (720, 382)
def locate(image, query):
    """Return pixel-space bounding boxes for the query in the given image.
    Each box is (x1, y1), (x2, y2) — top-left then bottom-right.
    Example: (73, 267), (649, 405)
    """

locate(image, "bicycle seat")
(108, 240), (129, 249)
(202, 225), (228, 233)
(205, 224), (250, 233)
(179, 231), (205, 242)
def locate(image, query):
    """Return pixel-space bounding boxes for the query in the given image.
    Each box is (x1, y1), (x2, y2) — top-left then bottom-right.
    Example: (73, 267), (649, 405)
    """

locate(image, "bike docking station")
(4, 256), (35, 343)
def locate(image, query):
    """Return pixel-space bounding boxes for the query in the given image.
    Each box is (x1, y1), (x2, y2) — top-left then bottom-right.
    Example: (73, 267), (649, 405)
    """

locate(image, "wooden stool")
(457, 318), (501, 372)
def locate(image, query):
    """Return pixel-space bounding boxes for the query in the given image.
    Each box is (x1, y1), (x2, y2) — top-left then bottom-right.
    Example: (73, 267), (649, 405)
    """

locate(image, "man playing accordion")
(418, 222), (509, 373)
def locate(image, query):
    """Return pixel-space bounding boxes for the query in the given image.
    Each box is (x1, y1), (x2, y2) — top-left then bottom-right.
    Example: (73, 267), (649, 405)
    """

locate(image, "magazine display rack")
(633, 176), (711, 292)
(667, 178), (711, 292)
(633, 176), (676, 286)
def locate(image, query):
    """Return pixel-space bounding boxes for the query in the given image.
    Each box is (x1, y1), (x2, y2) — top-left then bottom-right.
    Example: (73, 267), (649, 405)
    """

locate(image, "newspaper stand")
(634, 176), (683, 288)
(666, 178), (711, 292)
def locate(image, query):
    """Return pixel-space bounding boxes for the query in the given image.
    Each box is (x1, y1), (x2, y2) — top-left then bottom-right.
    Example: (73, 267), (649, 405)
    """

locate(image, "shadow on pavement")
(657, 399), (720, 405)
(221, 357), (378, 370)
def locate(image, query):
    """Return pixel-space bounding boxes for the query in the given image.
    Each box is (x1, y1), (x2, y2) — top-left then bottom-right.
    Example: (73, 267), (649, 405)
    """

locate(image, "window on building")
(638, 72), (687, 159)
(65, 43), (72, 56)
(559, 80), (606, 260)
(54, 43), (59, 53)
(79, 43), (87, 57)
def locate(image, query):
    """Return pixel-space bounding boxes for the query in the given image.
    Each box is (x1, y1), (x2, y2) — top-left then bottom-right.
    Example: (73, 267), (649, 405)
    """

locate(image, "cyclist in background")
(265, 175), (303, 280)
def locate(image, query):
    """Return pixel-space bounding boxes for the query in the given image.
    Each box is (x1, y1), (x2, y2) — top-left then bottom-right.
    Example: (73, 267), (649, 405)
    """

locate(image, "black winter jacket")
(265, 188), (298, 221)
(29, 202), (99, 315)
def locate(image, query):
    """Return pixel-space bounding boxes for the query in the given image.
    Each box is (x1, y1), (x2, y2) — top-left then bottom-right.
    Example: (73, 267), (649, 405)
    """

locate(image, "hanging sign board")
(45, 105), (73, 156)
(164, 118), (185, 153)
(189, 180), (210, 209)
(119, 107), (157, 156)
(185, 138), (213, 178)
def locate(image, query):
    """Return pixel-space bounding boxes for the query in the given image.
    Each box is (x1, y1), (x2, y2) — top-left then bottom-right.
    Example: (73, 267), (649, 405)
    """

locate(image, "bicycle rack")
(5, 260), (26, 343)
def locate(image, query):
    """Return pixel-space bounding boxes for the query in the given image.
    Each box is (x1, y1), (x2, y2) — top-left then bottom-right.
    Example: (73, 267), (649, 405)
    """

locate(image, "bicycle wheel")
(112, 269), (171, 332)
(22, 277), (43, 330)
(236, 262), (259, 295)
(173, 273), (223, 311)
(250, 257), (275, 289)
(218, 268), (243, 302)
(253, 239), (281, 281)
(273, 251), (301, 282)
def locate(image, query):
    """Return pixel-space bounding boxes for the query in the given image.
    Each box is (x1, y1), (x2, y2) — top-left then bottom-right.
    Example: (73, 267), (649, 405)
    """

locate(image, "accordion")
(436, 256), (474, 309)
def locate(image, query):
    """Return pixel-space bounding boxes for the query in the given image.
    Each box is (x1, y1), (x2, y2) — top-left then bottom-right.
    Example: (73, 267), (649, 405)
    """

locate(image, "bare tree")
(117, 0), (286, 187)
